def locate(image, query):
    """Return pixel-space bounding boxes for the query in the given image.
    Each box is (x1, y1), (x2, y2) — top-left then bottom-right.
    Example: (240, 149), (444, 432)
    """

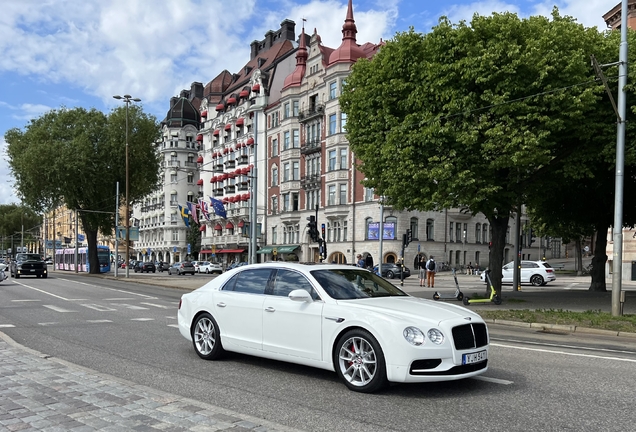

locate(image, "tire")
(205, 269), (210, 274)
(14, 273), (19, 279)
(463, 296), (470, 305)
(530, 275), (544, 286)
(333, 329), (387, 393)
(386, 271), (395, 279)
(191, 313), (225, 360)
(42, 273), (47, 279)
(433, 293), (440, 300)
(457, 292), (464, 301)
(493, 295), (502, 305)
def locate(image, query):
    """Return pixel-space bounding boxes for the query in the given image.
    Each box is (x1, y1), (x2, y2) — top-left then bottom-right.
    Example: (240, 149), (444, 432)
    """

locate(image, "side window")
(225, 269), (272, 294)
(271, 269), (320, 300)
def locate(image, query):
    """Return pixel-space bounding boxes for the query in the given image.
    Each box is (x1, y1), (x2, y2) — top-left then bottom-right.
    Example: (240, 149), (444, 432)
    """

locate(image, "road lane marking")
(82, 304), (117, 312)
(87, 320), (113, 323)
(167, 324), (179, 328)
(43, 305), (76, 313)
(14, 281), (83, 301)
(11, 299), (40, 302)
(117, 304), (149, 310)
(472, 376), (514, 385)
(104, 297), (136, 301)
(0, 324), (16, 328)
(491, 342), (636, 363)
(140, 302), (173, 309)
(131, 318), (154, 321)
(57, 278), (158, 299)
(492, 337), (636, 356)
(38, 322), (58, 326)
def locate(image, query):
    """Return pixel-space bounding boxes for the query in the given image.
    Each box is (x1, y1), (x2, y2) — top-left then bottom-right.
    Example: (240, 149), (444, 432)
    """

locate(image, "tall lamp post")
(113, 94), (141, 278)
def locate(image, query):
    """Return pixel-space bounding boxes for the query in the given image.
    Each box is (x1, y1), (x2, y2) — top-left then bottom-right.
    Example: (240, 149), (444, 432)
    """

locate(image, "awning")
(276, 245), (299, 254)
(224, 124), (232, 131)
(256, 246), (273, 254)
(252, 83), (261, 92)
(196, 179), (203, 185)
(236, 117), (244, 126)
(225, 222), (234, 229)
(217, 249), (245, 254)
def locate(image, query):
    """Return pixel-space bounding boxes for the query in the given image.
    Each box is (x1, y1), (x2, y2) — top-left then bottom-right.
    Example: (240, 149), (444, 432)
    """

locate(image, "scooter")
(462, 269), (502, 305)
(433, 268), (463, 301)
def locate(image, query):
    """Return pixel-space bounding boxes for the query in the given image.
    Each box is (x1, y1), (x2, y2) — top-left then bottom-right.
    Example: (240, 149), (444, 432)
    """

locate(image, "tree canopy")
(4, 105), (161, 273)
(339, 9), (625, 292)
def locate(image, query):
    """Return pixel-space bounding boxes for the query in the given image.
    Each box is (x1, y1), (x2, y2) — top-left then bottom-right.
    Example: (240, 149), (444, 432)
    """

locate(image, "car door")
(501, 261), (514, 282)
(262, 269), (324, 361)
(213, 268), (273, 351)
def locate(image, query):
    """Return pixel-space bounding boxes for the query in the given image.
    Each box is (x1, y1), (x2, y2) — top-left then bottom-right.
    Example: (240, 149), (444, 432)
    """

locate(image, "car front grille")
(452, 323), (488, 350)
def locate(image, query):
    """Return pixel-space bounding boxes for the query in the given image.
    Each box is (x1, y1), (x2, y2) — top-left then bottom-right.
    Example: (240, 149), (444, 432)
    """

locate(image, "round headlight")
(427, 328), (445, 345)
(403, 326), (425, 346)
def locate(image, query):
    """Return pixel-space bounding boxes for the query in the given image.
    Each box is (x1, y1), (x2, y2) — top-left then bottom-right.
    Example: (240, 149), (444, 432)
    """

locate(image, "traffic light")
(306, 216), (318, 242)
(488, 241), (492, 250)
(320, 238), (327, 260)
(530, 229), (536, 245)
(321, 223), (326, 241)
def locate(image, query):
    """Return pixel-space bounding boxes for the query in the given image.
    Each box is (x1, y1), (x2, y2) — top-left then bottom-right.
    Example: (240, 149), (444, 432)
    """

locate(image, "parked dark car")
(157, 262), (171, 272)
(168, 261), (196, 275)
(134, 261), (156, 273)
(11, 253), (47, 279)
(373, 263), (411, 279)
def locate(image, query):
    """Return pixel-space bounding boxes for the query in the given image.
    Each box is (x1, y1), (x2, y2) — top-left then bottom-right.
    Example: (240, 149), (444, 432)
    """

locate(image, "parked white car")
(178, 262), (489, 393)
(481, 260), (556, 286)
(197, 261), (223, 274)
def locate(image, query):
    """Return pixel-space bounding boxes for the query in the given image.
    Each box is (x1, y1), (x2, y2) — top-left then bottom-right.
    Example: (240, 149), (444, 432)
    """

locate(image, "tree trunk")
(487, 214), (510, 297)
(589, 224), (608, 292)
(575, 237), (583, 276)
(85, 228), (100, 275)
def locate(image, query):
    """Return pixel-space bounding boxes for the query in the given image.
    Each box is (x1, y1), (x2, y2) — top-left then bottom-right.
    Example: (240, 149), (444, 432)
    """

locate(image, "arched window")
(385, 216), (397, 240)
(410, 217), (419, 240)
(426, 219), (434, 241)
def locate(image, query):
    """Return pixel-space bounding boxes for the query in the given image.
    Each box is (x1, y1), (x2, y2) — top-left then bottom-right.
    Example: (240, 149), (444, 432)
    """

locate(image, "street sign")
(173, 246), (177, 253)
(187, 243), (191, 254)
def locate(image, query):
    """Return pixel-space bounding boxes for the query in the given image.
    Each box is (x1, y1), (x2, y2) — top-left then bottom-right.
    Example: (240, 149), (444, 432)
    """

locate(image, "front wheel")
(457, 292), (464, 301)
(386, 271), (394, 279)
(530, 275), (544, 286)
(433, 292), (440, 300)
(493, 295), (502, 305)
(463, 296), (470, 305)
(192, 313), (225, 360)
(334, 329), (387, 393)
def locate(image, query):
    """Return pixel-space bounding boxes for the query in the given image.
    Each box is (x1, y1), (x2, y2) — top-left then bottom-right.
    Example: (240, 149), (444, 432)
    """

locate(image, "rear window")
(182, 262), (194, 267)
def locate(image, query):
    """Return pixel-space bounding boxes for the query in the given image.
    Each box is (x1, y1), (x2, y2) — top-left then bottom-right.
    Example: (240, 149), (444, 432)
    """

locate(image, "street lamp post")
(113, 94), (141, 278)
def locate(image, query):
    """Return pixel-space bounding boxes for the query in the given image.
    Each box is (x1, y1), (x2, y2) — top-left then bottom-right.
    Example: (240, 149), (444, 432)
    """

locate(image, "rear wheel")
(493, 295), (502, 305)
(334, 329), (387, 393)
(457, 292), (464, 301)
(386, 271), (395, 279)
(42, 273), (47, 279)
(463, 296), (470, 305)
(192, 313), (225, 360)
(530, 275), (544, 286)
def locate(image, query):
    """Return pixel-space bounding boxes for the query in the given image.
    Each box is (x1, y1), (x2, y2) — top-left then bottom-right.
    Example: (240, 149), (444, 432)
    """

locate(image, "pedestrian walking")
(357, 254), (365, 268)
(425, 256), (437, 288)
(418, 256), (427, 287)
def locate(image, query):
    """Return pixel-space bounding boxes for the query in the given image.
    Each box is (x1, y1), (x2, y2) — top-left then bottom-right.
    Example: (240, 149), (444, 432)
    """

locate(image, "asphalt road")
(0, 272), (635, 431)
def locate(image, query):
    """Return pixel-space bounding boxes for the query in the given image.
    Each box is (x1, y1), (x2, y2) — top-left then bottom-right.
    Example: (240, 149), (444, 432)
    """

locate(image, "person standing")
(357, 254), (365, 268)
(418, 256), (427, 287)
(425, 256), (437, 288)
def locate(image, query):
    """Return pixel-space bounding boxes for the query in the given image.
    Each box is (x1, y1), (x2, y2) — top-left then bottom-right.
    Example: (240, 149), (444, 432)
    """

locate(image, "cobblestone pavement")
(0, 333), (302, 432)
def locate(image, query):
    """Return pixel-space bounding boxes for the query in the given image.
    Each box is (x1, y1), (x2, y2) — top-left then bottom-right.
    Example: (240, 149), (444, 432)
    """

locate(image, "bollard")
(620, 290), (626, 315)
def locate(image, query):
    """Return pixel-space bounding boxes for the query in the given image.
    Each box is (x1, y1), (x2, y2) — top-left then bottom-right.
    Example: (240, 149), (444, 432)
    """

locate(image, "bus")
(55, 245), (111, 273)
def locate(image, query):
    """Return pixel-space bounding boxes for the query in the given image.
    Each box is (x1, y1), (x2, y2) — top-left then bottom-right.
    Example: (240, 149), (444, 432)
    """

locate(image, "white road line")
(11, 299), (40, 302)
(167, 324), (179, 328)
(472, 376), (514, 385)
(14, 281), (81, 301)
(493, 337), (636, 356)
(82, 304), (117, 312)
(104, 298), (136, 301)
(0, 324), (16, 328)
(131, 318), (154, 321)
(57, 278), (158, 299)
(118, 304), (149, 310)
(38, 322), (58, 326)
(140, 302), (173, 309)
(43, 305), (76, 313)
(491, 342), (636, 363)
(87, 319), (113, 323)
(165, 316), (176, 320)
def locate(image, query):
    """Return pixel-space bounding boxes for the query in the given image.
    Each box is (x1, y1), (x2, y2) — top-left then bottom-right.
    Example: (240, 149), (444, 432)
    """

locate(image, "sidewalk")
(0, 332), (301, 432)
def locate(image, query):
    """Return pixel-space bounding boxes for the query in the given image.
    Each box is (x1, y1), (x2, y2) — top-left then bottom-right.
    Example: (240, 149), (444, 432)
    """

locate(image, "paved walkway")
(0, 332), (301, 432)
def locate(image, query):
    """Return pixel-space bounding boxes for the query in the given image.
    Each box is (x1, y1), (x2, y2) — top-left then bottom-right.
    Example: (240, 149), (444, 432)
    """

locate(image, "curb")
(484, 318), (636, 338)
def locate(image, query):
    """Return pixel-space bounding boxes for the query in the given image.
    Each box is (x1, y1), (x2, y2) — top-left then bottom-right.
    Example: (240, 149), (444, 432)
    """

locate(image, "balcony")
(300, 139), (321, 155)
(300, 174), (321, 190)
(166, 160), (181, 168)
(298, 104), (324, 123)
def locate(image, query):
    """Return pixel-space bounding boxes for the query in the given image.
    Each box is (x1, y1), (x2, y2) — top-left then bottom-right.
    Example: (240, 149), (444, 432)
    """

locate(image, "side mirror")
(289, 289), (312, 302)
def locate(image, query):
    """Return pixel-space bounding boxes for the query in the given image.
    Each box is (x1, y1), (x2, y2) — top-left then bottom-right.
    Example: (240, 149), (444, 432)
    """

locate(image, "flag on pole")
(198, 198), (210, 221)
(178, 204), (191, 228)
(210, 197), (227, 218)
(187, 201), (198, 225)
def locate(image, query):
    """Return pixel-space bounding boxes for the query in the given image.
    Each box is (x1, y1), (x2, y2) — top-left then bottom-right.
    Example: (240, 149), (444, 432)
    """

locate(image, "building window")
(426, 219), (434, 241)
(449, 222), (454, 242)
(283, 131), (290, 150)
(272, 138), (279, 157)
(455, 223), (462, 243)
(292, 161), (299, 180)
(272, 167), (278, 186)
(410, 217), (419, 240)
(283, 193), (290, 211)
(271, 196), (278, 214)
(339, 183), (346, 205)
(328, 150), (336, 171)
(483, 224), (488, 243)
(364, 187), (374, 202)
(271, 226), (278, 244)
(293, 129), (299, 148)
(272, 111), (279, 127)
(292, 192), (299, 211)
(329, 81), (337, 99)
(283, 163), (290, 182)
(293, 100), (299, 116)
(329, 114), (337, 135)
(476, 223), (482, 244)
(172, 230), (179, 241)
(328, 184), (336, 205)
(343, 220), (348, 241)
(339, 148), (347, 169)
(170, 172), (177, 183)
(187, 172), (194, 183)
(170, 192), (178, 206)
(341, 112), (347, 132)
(284, 103), (290, 119)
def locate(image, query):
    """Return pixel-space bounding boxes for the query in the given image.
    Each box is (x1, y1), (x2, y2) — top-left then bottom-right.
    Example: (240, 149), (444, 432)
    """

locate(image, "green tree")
(339, 10), (609, 294)
(0, 204), (42, 255)
(4, 106), (161, 273)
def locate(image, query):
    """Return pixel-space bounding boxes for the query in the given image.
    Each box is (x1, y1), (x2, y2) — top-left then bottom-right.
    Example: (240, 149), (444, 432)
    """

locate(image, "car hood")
(335, 296), (481, 325)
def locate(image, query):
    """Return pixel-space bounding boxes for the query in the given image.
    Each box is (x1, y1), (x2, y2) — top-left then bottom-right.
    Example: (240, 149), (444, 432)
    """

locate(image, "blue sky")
(0, 0), (622, 205)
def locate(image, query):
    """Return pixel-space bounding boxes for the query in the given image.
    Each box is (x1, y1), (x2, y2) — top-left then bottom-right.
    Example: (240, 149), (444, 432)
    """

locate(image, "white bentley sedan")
(178, 262), (489, 393)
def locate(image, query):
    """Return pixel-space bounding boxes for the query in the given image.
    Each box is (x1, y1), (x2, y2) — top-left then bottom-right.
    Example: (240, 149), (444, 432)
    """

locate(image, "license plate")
(462, 350), (487, 365)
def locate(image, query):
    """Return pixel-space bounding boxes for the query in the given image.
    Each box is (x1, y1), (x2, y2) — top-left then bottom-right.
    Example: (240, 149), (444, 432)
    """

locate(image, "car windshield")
(17, 254), (41, 261)
(310, 269), (408, 300)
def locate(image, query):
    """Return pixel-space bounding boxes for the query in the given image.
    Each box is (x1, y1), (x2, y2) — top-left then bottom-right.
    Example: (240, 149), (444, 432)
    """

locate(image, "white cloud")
(0, 137), (19, 205)
(533, 0), (619, 29)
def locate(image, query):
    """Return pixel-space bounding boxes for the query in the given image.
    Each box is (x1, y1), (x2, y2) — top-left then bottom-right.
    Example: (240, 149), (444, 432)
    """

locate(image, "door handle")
(217, 302), (226, 308)
(265, 306), (276, 312)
